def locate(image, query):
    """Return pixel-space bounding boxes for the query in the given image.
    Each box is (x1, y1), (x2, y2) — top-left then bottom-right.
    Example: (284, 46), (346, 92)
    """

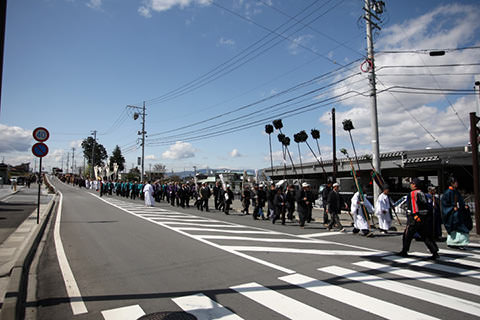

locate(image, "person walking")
(321, 180), (333, 225)
(441, 176), (472, 249)
(296, 182), (314, 228)
(273, 187), (286, 225)
(224, 185), (234, 215)
(327, 183), (347, 231)
(143, 181), (155, 207)
(351, 188), (374, 237)
(285, 184), (296, 221)
(241, 185), (251, 215)
(375, 184), (392, 234)
(398, 178), (439, 259)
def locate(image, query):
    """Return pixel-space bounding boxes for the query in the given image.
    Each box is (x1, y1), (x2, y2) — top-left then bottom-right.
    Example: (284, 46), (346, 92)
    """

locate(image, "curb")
(0, 177), (57, 320)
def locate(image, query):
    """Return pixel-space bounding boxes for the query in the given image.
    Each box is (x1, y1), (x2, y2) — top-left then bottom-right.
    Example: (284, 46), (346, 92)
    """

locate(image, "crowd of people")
(59, 174), (474, 259)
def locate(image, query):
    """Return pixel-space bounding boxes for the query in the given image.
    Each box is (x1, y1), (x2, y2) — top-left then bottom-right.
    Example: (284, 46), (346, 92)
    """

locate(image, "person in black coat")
(224, 185), (234, 215)
(321, 181), (333, 225)
(327, 183), (347, 231)
(273, 187), (286, 225)
(213, 181), (221, 210)
(285, 184), (296, 221)
(296, 182), (314, 228)
(241, 186), (251, 215)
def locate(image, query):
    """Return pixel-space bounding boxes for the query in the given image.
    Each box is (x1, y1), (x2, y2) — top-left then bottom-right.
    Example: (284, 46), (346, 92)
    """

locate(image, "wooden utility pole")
(470, 112), (480, 235)
(332, 108), (337, 180)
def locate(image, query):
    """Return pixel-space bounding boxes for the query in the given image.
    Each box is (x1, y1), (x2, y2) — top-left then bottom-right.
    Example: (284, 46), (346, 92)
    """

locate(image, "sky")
(1, 0), (480, 174)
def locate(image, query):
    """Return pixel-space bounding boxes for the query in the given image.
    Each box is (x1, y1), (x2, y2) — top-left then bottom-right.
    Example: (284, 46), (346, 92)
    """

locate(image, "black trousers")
(328, 211), (342, 229)
(401, 215), (438, 254)
(298, 209), (307, 227)
(322, 204), (329, 224)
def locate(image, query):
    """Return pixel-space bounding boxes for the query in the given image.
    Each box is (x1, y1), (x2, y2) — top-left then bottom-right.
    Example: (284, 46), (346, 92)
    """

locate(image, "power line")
(376, 45), (480, 54)
(144, 0), (329, 106)
(148, 59), (362, 138)
(146, 90), (366, 146)
(147, 72), (365, 142)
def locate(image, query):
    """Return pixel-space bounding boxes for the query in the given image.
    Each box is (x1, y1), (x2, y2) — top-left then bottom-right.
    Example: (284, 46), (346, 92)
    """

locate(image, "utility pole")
(470, 112), (480, 235)
(127, 102), (147, 182)
(72, 147), (75, 174)
(475, 81), (480, 115)
(332, 108), (337, 180)
(364, 0), (384, 204)
(66, 152), (70, 174)
(91, 130), (97, 178)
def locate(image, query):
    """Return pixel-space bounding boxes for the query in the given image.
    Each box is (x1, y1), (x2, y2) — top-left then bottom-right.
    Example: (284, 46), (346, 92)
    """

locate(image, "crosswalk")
(97, 196), (480, 320)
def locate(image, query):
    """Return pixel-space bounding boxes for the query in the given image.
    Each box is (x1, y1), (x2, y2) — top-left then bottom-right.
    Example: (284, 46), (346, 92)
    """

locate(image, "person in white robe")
(351, 191), (374, 237)
(375, 184), (392, 234)
(143, 181), (155, 207)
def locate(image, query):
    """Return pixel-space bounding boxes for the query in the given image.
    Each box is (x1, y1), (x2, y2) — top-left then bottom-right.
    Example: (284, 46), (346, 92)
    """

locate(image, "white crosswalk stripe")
(279, 273), (440, 320)
(383, 255), (480, 280)
(353, 260), (480, 296)
(410, 251), (480, 268)
(101, 305), (146, 320)
(172, 293), (244, 320)
(230, 282), (340, 320)
(319, 265), (480, 316)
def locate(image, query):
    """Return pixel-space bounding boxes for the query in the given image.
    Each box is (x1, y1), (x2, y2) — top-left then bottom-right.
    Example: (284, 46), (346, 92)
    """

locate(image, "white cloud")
(288, 34), (313, 55)
(318, 3), (480, 153)
(145, 154), (157, 160)
(138, 6), (152, 18)
(69, 139), (82, 149)
(0, 124), (31, 153)
(162, 141), (195, 159)
(230, 148), (242, 157)
(138, 0), (212, 17)
(218, 37), (235, 47)
(86, 0), (102, 10)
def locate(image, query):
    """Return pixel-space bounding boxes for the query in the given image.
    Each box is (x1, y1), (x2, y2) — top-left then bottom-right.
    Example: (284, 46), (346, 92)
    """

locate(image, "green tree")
(109, 145), (125, 172)
(125, 167), (141, 181)
(81, 137), (108, 167)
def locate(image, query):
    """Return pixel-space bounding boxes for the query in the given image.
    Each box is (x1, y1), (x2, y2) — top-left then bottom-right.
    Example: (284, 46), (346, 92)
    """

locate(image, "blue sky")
(1, 0), (480, 173)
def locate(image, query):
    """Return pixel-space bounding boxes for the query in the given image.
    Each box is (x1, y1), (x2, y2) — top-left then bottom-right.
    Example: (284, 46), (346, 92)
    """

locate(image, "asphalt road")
(34, 178), (480, 320)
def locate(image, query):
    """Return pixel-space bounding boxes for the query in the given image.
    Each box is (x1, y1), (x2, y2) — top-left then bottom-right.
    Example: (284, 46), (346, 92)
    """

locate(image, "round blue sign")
(32, 142), (49, 157)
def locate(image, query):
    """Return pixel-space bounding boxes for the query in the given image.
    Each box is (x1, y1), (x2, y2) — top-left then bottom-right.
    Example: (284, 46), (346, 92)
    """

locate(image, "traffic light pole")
(470, 112), (480, 235)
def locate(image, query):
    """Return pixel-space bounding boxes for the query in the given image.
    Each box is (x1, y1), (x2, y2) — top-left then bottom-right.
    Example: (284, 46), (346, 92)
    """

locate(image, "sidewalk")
(0, 183), (54, 314)
(0, 185), (23, 201)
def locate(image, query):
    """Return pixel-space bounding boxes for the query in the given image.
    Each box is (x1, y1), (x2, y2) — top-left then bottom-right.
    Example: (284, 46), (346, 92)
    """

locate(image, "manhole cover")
(138, 311), (197, 320)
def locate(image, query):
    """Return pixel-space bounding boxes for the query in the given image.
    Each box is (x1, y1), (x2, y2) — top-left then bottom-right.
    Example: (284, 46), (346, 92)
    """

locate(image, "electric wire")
(144, 0), (329, 106)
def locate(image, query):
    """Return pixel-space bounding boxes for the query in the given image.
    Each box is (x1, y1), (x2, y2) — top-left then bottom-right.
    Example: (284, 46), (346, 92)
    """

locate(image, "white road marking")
(354, 260), (480, 297)
(55, 192), (88, 315)
(320, 265), (480, 316)
(223, 246), (384, 256)
(93, 195), (296, 274)
(439, 248), (480, 261)
(101, 304), (146, 320)
(173, 227), (280, 234)
(410, 251), (480, 269)
(383, 255), (480, 280)
(231, 282), (340, 320)
(197, 235), (329, 244)
(172, 293), (244, 320)
(161, 222), (246, 228)
(300, 232), (344, 238)
(150, 217), (212, 223)
(279, 273), (440, 320)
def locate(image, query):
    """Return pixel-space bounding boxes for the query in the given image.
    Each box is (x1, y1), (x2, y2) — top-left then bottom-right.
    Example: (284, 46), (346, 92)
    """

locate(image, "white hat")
(333, 182), (340, 187)
(302, 182), (310, 187)
(226, 184), (231, 188)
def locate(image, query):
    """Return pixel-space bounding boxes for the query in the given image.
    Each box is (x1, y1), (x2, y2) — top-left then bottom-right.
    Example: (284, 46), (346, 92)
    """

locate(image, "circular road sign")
(32, 142), (49, 158)
(33, 127), (50, 142)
